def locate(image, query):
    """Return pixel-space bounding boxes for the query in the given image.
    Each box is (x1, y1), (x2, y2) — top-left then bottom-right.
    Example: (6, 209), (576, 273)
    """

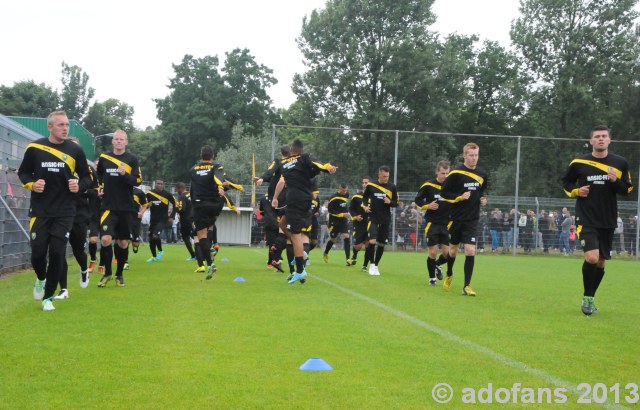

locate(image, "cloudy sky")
(2, 0), (521, 129)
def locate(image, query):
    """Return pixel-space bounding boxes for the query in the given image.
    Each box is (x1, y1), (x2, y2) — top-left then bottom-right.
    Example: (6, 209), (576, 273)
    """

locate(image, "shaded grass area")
(1, 244), (638, 409)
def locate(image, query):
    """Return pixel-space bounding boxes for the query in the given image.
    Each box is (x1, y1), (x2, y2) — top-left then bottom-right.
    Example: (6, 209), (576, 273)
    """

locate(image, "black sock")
(593, 267), (605, 295)
(309, 242), (316, 251)
(303, 242), (310, 256)
(157, 239), (163, 252)
(295, 256), (305, 273)
(374, 245), (385, 265)
(427, 257), (436, 279)
(352, 248), (359, 260)
(274, 234), (287, 261)
(286, 244), (294, 273)
(324, 240), (334, 255)
(115, 245), (126, 277)
(436, 254), (447, 265)
(365, 245), (375, 266)
(344, 238), (351, 260)
(101, 244), (113, 276)
(89, 242), (97, 260)
(150, 239), (157, 257)
(464, 256), (475, 287)
(447, 255), (456, 276)
(200, 238), (212, 266)
(195, 242), (204, 267)
(582, 261), (597, 297)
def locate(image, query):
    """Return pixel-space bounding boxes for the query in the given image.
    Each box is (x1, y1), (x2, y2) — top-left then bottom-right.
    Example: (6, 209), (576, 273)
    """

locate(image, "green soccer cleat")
(97, 275), (112, 288)
(581, 296), (594, 316)
(205, 264), (217, 280)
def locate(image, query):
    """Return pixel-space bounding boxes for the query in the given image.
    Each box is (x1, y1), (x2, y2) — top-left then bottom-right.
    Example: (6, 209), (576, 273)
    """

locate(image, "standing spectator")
(501, 209), (513, 253)
(627, 216), (637, 256)
(489, 209), (502, 253)
(614, 213), (624, 255)
(538, 210), (550, 253)
(560, 210), (573, 256)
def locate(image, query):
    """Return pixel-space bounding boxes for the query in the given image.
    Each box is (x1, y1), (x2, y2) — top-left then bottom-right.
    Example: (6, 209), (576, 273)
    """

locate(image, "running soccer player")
(176, 182), (197, 261)
(18, 111), (92, 311)
(145, 180), (177, 262)
(561, 125), (633, 315)
(415, 160), (451, 286)
(96, 129), (142, 288)
(362, 165), (399, 276)
(272, 139), (337, 284)
(323, 184), (351, 266)
(348, 176), (370, 271)
(440, 143), (488, 296)
(131, 185), (149, 256)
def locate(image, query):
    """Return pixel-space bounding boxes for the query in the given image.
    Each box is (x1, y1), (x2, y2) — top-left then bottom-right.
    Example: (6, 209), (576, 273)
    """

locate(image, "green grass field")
(1, 244), (639, 409)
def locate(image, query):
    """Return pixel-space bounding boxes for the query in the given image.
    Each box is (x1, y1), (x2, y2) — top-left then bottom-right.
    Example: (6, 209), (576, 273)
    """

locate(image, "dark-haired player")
(561, 125), (633, 315)
(323, 183), (351, 266)
(348, 177), (370, 270)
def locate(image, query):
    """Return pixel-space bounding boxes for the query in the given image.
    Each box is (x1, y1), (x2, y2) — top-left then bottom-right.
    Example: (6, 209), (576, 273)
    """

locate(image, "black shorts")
(285, 201), (312, 234)
(149, 219), (167, 238)
(193, 202), (224, 231)
(328, 217), (348, 238)
(449, 219), (478, 245)
(352, 221), (368, 244)
(30, 216), (74, 245)
(89, 215), (100, 237)
(425, 222), (450, 247)
(131, 218), (142, 242)
(100, 210), (133, 240)
(578, 225), (614, 259)
(368, 220), (390, 244)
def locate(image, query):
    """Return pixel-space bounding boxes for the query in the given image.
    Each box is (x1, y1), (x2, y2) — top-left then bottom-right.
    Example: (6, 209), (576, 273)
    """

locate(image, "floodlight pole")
(513, 136), (522, 256)
(636, 163), (639, 260)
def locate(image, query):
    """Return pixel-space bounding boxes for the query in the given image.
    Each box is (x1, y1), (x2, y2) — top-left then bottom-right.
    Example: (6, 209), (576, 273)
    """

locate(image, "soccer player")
(17, 110), (92, 311)
(272, 139), (337, 284)
(348, 176), (370, 271)
(176, 182), (197, 261)
(96, 129), (142, 288)
(415, 161), (451, 286)
(189, 145), (240, 279)
(131, 185), (149, 256)
(363, 165), (399, 276)
(561, 125), (633, 315)
(54, 137), (99, 299)
(440, 143), (488, 296)
(323, 184), (352, 266)
(145, 180), (178, 262)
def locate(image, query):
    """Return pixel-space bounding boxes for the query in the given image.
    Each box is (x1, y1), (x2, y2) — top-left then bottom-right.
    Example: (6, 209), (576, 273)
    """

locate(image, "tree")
(59, 62), (95, 121)
(0, 80), (59, 117)
(511, 0), (640, 138)
(155, 51), (278, 181)
(216, 123), (274, 185)
(83, 98), (135, 136)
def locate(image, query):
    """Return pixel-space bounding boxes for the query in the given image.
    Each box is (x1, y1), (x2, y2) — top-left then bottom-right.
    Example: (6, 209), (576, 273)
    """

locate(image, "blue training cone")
(299, 358), (333, 371)
(233, 277), (246, 282)
(221, 258), (229, 262)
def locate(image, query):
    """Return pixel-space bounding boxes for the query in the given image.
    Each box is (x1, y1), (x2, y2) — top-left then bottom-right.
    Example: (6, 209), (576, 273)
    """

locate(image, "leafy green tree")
(0, 80), (59, 117)
(155, 51), (278, 181)
(59, 62), (96, 121)
(83, 98), (135, 136)
(216, 123), (274, 185)
(128, 127), (168, 183)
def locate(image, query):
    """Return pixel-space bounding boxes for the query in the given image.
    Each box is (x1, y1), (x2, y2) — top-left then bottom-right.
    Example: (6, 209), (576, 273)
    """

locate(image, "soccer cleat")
(205, 264), (217, 280)
(323, 253), (329, 263)
(54, 289), (69, 300)
(97, 275), (112, 288)
(156, 251), (164, 261)
(123, 263), (129, 270)
(194, 265), (206, 273)
(115, 276), (125, 287)
(345, 260), (352, 267)
(581, 296), (594, 316)
(98, 266), (105, 274)
(591, 298), (599, 314)
(80, 270), (89, 288)
(210, 246), (218, 258)
(42, 298), (55, 311)
(132, 244), (139, 253)
(146, 257), (157, 263)
(462, 285), (477, 296)
(443, 276), (453, 291)
(429, 279), (437, 287)
(368, 264), (379, 276)
(186, 256), (196, 261)
(286, 273), (293, 281)
(435, 264), (444, 280)
(33, 278), (46, 300)
(349, 258), (357, 266)
(88, 260), (97, 273)
(288, 270), (308, 285)
(306, 258), (311, 266)
(271, 260), (285, 273)
(361, 265), (368, 272)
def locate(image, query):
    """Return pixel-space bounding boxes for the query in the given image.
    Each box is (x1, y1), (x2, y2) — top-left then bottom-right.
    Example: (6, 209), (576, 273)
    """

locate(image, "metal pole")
(636, 163), (639, 260)
(271, 124), (276, 161)
(513, 136), (521, 256)
(392, 130), (399, 251)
